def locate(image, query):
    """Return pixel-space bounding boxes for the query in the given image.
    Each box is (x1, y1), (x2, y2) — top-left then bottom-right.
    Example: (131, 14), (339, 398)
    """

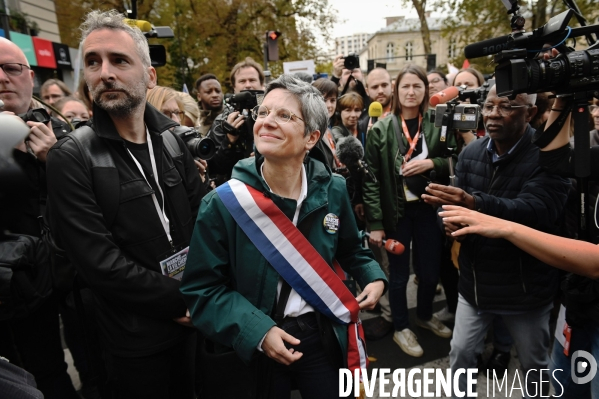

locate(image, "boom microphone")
(336, 136), (377, 183)
(337, 136), (364, 171)
(464, 10), (572, 59)
(429, 86), (460, 107)
(464, 35), (513, 59)
(368, 101), (383, 124)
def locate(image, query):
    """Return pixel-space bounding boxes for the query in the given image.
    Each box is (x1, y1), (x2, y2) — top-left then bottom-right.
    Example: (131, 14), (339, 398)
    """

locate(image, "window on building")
(405, 42), (413, 61)
(448, 39), (456, 59)
(386, 42), (394, 61)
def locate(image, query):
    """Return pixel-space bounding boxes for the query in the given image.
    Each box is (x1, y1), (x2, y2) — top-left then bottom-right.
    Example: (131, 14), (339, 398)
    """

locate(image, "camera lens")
(188, 137), (216, 160)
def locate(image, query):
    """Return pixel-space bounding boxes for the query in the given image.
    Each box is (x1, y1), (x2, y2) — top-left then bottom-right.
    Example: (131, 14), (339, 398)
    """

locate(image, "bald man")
(422, 86), (571, 397)
(0, 37), (78, 399)
(366, 68), (393, 115)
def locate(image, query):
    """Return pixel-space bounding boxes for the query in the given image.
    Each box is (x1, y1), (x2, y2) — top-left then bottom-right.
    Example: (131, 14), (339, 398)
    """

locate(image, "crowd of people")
(2, 7), (599, 399)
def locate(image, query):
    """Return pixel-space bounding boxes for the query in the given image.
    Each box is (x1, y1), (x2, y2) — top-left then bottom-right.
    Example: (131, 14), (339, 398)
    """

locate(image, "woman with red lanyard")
(311, 78), (342, 171)
(363, 63), (457, 357)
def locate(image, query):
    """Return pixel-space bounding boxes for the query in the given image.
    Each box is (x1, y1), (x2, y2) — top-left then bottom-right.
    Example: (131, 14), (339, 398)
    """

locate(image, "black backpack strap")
(392, 114), (406, 155)
(161, 129), (184, 159)
(69, 126), (119, 228)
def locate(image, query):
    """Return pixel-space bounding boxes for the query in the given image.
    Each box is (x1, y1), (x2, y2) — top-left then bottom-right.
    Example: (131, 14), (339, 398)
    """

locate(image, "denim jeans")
(386, 201), (443, 331)
(450, 295), (552, 398)
(550, 322), (599, 398)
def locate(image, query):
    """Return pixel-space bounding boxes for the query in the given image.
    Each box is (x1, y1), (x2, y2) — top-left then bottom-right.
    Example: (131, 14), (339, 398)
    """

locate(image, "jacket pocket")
(119, 179), (153, 203)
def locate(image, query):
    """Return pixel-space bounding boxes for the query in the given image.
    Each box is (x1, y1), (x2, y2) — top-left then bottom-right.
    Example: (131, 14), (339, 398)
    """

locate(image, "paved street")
(64, 273), (556, 399)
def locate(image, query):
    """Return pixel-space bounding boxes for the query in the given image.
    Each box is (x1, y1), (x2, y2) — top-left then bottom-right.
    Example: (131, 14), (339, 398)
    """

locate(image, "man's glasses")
(0, 63), (30, 76)
(428, 77), (443, 84)
(251, 105), (304, 124)
(481, 103), (530, 117)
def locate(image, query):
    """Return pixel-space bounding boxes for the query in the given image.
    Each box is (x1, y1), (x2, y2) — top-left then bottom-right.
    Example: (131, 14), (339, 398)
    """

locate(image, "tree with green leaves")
(433, 0), (599, 73)
(55, 0), (338, 92)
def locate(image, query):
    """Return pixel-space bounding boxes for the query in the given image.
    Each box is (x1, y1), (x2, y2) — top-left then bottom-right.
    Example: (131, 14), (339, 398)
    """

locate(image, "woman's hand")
(261, 326), (303, 365)
(402, 159), (434, 177)
(356, 280), (385, 310)
(439, 205), (513, 239)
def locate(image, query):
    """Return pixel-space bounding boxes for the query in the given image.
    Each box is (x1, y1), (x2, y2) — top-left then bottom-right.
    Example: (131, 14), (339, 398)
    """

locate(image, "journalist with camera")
(206, 57), (265, 186)
(429, 2), (599, 396)
(0, 37), (79, 399)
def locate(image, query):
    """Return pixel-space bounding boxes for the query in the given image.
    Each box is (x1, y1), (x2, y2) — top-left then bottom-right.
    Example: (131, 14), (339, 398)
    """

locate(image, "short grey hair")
(80, 10), (151, 68)
(265, 74), (328, 138)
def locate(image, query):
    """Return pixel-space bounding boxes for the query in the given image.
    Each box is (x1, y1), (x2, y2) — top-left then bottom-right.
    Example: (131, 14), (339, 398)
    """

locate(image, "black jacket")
(206, 104), (254, 186)
(456, 126), (570, 310)
(46, 103), (204, 357)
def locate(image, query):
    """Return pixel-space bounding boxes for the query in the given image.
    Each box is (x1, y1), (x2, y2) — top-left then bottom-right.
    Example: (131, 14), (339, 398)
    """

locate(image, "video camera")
(171, 126), (216, 160)
(432, 81), (494, 131)
(464, 7), (599, 99)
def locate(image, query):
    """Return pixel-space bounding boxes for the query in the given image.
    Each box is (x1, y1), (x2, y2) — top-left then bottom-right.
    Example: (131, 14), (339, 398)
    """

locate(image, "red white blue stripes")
(216, 179), (368, 372)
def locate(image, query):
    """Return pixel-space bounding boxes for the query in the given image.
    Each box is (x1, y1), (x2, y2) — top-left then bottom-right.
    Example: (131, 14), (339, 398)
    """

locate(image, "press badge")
(159, 246), (189, 281)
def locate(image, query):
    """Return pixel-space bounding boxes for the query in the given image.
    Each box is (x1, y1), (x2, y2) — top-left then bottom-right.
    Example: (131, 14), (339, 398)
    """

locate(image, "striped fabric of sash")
(216, 179), (368, 374)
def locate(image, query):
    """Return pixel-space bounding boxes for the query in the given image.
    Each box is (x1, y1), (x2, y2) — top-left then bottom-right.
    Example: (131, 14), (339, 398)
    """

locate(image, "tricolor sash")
(216, 179), (368, 375)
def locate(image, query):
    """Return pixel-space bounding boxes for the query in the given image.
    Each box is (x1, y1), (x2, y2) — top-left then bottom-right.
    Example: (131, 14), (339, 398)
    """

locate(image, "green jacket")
(363, 112), (456, 232)
(180, 154), (387, 364)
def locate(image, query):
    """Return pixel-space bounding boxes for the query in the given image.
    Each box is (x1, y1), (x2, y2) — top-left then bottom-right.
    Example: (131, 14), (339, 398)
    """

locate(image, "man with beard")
(46, 10), (203, 398)
(194, 73), (223, 136)
(366, 68), (393, 116)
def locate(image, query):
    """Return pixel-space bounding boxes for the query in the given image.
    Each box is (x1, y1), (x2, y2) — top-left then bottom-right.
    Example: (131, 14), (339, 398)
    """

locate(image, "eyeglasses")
(0, 63), (30, 76)
(251, 105), (304, 124)
(162, 110), (183, 119)
(428, 77), (443, 84)
(481, 103), (530, 117)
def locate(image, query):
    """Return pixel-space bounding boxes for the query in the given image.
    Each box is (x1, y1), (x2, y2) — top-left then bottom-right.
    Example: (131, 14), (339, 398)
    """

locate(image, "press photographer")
(206, 57), (264, 186)
(0, 37), (78, 399)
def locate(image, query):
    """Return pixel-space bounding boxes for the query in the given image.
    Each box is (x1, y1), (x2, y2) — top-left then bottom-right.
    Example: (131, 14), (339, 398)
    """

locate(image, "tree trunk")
(412, 0), (431, 55)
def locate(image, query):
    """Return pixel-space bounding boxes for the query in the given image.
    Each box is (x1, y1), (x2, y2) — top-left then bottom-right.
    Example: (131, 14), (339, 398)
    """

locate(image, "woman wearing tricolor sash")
(181, 75), (387, 398)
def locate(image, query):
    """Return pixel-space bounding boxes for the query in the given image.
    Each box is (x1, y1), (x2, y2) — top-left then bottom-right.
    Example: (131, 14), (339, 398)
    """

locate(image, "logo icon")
(571, 350), (598, 385)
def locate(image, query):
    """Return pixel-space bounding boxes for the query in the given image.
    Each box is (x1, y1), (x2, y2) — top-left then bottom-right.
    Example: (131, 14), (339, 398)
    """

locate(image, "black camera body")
(226, 90), (264, 112)
(466, 8), (599, 98)
(495, 47), (599, 98)
(344, 53), (360, 70)
(18, 108), (51, 125)
(433, 81), (494, 131)
(434, 104), (480, 131)
(171, 126), (216, 160)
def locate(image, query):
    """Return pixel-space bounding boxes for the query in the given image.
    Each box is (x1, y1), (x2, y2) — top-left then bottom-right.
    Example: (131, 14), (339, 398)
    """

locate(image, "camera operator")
(533, 60), (599, 397)
(207, 57), (264, 186)
(0, 37), (78, 399)
(423, 84), (571, 397)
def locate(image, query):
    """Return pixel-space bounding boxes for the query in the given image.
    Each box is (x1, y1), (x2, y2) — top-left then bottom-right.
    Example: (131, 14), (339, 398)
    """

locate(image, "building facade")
(335, 33), (371, 57)
(367, 16), (454, 78)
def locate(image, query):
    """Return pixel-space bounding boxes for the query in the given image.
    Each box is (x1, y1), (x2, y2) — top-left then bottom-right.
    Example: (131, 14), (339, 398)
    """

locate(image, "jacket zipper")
(394, 147), (402, 222)
(519, 257), (527, 293)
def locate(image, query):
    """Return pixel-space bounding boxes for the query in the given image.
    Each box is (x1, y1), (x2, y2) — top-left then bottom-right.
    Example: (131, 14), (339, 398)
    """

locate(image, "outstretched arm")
(439, 205), (599, 279)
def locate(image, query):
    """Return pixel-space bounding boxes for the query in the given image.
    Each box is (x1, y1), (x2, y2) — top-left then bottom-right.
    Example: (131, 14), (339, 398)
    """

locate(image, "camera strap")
(532, 101), (574, 148)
